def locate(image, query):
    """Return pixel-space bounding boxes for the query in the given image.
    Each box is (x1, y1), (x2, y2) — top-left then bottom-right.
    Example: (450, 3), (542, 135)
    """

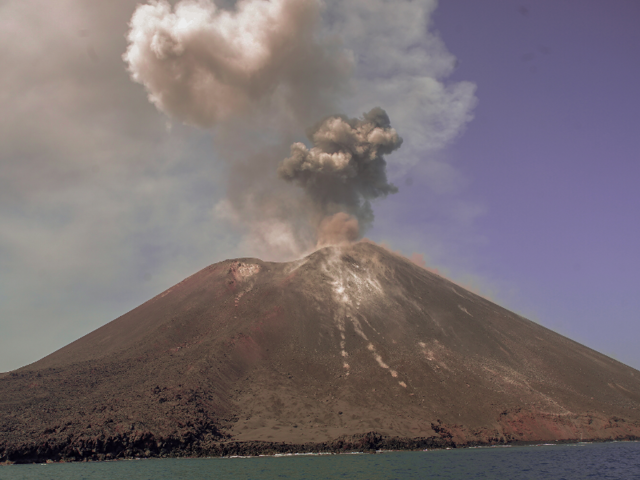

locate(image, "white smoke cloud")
(123, 0), (352, 127)
(326, 0), (477, 171)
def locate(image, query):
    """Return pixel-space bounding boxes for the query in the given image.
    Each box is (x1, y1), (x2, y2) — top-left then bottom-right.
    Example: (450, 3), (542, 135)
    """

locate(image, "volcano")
(2, 242), (639, 463)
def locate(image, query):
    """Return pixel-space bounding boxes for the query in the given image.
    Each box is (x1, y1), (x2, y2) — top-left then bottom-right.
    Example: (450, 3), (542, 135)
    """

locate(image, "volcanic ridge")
(2, 242), (640, 463)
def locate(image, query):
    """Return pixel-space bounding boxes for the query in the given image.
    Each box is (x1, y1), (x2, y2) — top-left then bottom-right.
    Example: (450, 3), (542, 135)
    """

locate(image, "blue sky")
(377, 0), (640, 367)
(1, 0), (638, 372)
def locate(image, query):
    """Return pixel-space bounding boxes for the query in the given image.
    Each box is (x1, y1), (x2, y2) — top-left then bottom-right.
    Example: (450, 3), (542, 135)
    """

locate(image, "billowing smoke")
(123, 0), (351, 128)
(123, 0), (477, 259)
(279, 107), (402, 244)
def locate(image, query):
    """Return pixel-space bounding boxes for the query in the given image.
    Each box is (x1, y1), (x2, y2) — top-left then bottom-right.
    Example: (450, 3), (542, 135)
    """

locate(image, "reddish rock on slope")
(1, 242), (639, 463)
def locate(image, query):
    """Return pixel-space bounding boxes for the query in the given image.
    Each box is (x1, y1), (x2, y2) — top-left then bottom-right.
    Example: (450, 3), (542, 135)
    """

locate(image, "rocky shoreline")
(2, 431), (639, 465)
(0, 431), (449, 464)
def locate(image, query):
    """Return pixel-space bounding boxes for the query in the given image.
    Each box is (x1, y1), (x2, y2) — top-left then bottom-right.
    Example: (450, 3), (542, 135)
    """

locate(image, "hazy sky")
(1, 0), (638, 372)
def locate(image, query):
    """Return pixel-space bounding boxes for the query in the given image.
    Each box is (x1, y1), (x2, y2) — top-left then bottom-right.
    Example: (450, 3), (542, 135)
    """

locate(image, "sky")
(1, 0), (638, 373)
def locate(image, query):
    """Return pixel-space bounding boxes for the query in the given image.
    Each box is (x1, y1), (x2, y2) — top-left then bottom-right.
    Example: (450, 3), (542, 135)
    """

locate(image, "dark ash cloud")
(279, 108), (402, 243)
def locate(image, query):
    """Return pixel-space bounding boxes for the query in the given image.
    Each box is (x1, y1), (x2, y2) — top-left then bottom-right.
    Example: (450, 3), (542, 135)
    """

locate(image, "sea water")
(2, 441), (639, 480)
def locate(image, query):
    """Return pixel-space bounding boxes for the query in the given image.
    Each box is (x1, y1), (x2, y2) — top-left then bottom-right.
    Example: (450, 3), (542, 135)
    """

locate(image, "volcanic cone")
(2, 242), (639, 463)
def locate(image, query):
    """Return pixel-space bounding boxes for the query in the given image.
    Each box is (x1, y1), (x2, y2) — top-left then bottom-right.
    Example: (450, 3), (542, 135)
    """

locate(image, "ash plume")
(279, 107), (403, 245)
(123, 0), (477, 259)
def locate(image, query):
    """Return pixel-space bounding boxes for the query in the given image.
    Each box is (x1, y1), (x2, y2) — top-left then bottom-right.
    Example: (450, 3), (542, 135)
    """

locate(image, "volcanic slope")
(2, 242), (640, 462)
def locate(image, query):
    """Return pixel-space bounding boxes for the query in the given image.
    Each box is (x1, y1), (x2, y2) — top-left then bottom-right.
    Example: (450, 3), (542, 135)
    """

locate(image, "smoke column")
(279, 107), (402, 245)
(123, 0), (476, 259)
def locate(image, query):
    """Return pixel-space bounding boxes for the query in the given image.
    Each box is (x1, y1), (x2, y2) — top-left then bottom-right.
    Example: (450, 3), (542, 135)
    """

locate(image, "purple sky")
(375, 0), (640, 367)
(1, 0), (638, 372)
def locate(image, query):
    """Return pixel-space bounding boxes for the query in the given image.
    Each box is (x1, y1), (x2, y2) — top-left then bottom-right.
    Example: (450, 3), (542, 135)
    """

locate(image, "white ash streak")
(321, 247), (402, 381)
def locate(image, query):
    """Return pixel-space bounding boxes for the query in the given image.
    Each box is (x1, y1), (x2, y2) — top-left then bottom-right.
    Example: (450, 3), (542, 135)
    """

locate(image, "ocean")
(1, 441), (639, 480)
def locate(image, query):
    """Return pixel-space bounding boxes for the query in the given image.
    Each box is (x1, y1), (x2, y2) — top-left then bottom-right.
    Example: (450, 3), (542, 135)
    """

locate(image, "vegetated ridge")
(1, 242), (639, 463)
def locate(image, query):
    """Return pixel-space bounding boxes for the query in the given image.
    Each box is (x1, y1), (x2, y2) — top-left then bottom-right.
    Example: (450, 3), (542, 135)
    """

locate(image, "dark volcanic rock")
(2, 242), (640, 463)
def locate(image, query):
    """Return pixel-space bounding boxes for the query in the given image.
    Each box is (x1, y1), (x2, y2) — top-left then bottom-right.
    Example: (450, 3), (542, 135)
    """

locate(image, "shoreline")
(2, 433), (639, 465)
